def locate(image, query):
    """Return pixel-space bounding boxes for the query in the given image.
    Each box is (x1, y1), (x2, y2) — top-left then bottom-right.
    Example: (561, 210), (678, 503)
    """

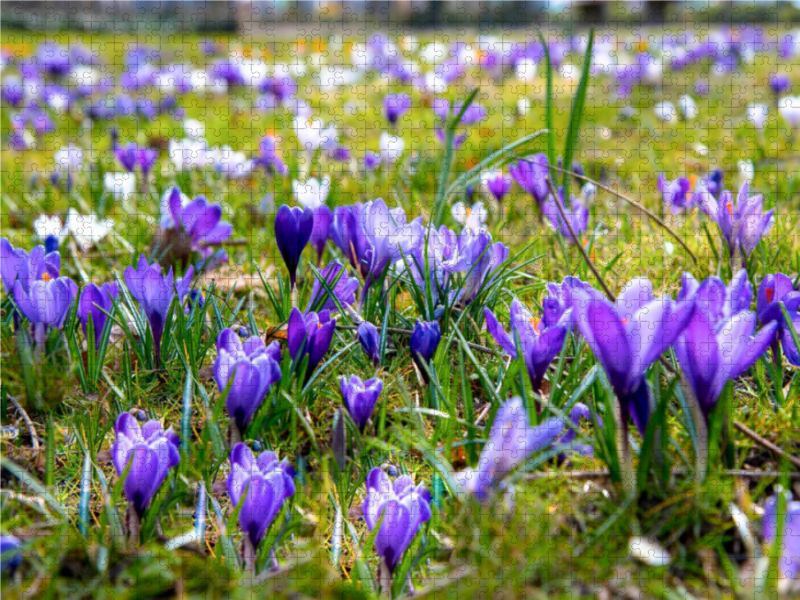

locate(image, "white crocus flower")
(452, 201), (488, 233)
(294, 117), (337, 152)
(33, 214), (68, 243)
(183, 118), (205, 139)
(778, 96), (800, 128)
(65, 208), (113, 252)
(677, 95), (698, 120)
(379, 132), (404, 163)
(515, 58), (538, 81)
(169, 138), (208, 171)
(746, 104), (768, 130)
(54, 144), (84, 172)
(103, 172), (136, 200)
(293, 176), (331, 210)
(654, 101), (677, 124)
(208, 146), (253, 179)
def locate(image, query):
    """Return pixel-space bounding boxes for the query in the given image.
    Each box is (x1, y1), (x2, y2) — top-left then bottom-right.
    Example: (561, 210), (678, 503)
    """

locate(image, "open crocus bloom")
(363, 468), (431, 574)
(571, 277), (692, 433)
(757, 272), (800, 366)
(112, 413), (180, 517)
(698, 182), (774, 258)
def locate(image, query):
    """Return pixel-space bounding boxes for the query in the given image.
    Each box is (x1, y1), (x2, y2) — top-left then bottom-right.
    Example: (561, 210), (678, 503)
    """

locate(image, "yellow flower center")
(41, 272), (51, 282)
(725, 200), (733, 216)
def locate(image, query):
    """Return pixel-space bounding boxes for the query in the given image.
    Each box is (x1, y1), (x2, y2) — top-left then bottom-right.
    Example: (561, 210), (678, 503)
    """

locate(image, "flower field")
(1, 20), (799, 599)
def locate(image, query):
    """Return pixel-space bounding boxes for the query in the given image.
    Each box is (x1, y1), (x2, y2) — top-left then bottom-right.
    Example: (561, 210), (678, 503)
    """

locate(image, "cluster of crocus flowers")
(226, 443), (295, 572)
(123, 254), (194, 367)
(484, 298), (570, 398)
(214, 328), (282, 441)
(112, 413), (180, 536)
(340, 375), (383, 432)
(363, 468), (431, 583)
(287, 308), (336, 383)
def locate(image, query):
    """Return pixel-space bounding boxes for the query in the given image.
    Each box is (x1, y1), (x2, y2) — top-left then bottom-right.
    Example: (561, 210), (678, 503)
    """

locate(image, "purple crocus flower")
(481, 170), (513, 203)
(305, 262), (359, 313)
(697, 182), (774, 258)
(330, 203), (370, 277)
(340, 375), (383, 432)
(1, 239), (60, 294)
(434, 127), (468, 148)
(359, 199), (422, 280)
(542, 187), (590, 243)
(123, 254), (194, 367)
(12, 269), (76, 344)
(453, 397), (566, 500)
(38, 43), (71, 77)
(384, 93), (411, 125)
(363, 468), (431, 575)
(676, 304), (776, 418)
(677, 270), (753, 328)
(410, 319), (441, 378)
(761, 493), (800, 581)
(555, 403), (599, 458)
(484, 298), (570, 396)
(287, 308), (336, 383)
(112, 412), (180, 518)
(770, 73), (791, 95)
(165, 187), (233, 266)
(357, 321), (380, 367)
(77, 282), (120, 349)
(227, 443), (295, 554)
(509, 154), (550, 208)
(114, 142), (158, 177)
(254, 134), (288, 176)
(658, 174), (693, 214)
(275, 205), (313, 289)
(363, 152), (382, 172)
(571, 278), (693, 433)
(1, 75), (24, 107)
(0, 535), (22, 574)
(214, 328), (282, 437)
(446, 230), (509, 305)
(705, 168), (724, 198)
(757, 273), (800, 366)
(542, 276), (603, 329)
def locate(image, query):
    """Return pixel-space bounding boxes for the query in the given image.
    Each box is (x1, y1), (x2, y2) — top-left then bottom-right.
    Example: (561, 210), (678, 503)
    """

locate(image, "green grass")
(1, 28), (799, 599)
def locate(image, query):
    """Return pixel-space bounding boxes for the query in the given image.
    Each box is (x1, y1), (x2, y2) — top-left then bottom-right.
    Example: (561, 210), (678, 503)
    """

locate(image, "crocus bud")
(410, 319), (441, 380)
(274, 205), (313, 289)
(340, 375), (383, 432)
(357, 321), (380, 366)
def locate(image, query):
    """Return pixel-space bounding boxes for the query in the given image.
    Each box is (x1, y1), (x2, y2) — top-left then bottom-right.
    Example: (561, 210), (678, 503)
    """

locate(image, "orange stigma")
(41, 272), (51, 282)
(621, 317), (628, 325)
(766, 287), (774, 303)
(529, 317), (541, 332)
(725, 200), (733, 216)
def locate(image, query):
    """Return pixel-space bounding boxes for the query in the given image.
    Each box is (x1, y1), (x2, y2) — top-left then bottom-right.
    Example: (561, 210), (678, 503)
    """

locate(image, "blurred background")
(3, 0), (800, 32)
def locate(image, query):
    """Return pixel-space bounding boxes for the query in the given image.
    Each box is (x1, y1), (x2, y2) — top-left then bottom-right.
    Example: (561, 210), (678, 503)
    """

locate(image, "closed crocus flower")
(481, 170), (513, 203)
(112, 412), (180, 518)
(571, 278), (692, 434)
(757, 273), (800, 367)
(214, 328), (282, 437)
(77, 282), (120, 349)
(274, 205), (313, 289)
(363, 468), (431, 576)
(484, 298), (570, 397)
(330, 203), (370, 277)
(305, 262), (358, 314)
(340, 375), (383, 432)
(761, 494), (800, 582)
(384, 93), (411, 126)
(770, 73), (792, 95)
(227, 443), (295, 562)
(509, 154), (550, 208)
(747, 103), (769, 130)
(454, 397), (566, 500)
(657, 174), (693, 213)
(410, 319), (441, 379)
(287, 308), (336, 383)
(124, 254), (194, 367)
(357, 321), (380, 367)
